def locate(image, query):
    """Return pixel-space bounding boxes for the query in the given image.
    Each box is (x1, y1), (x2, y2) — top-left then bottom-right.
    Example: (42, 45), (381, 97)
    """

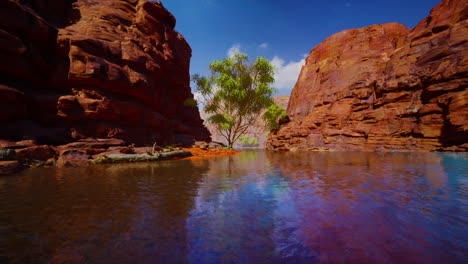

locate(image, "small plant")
(163, 144), (178, 152)
(183, 98), (198, 107)
(219, 146), (233, 151)
(263, 103), (288, 131)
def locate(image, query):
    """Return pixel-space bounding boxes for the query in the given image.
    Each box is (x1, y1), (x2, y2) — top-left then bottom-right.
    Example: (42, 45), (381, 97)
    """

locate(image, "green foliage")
(193, 52), (276, 148)
(183, 98), (198, 107)
(218, 146), (233, 151)
(264, 103), (288, 131)
(239, 135), (258, 146)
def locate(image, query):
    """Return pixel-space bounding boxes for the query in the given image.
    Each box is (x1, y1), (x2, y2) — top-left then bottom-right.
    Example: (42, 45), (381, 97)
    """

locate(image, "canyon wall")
(0, 0), (210, 146)
(268, 0), (467, 152)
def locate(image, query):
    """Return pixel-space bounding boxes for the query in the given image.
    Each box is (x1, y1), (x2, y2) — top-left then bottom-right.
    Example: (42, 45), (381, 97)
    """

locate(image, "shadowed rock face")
(268, 0), (467, 152)
(0, 0), (210, 145)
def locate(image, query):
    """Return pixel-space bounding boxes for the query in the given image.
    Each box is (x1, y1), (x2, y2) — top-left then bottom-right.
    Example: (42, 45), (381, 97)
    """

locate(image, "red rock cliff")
(268, 0), (467, 152)
(0, 0), (210, 145)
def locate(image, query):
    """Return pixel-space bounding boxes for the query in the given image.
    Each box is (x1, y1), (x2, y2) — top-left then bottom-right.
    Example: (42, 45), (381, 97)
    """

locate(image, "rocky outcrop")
(0, 0), (210, 146)
(0, 161), (22, 175)
(204, 95), (290, 148)
(268, 0), (467, 152)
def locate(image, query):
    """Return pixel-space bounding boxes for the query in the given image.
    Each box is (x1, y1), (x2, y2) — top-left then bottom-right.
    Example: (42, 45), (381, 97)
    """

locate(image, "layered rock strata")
(0, 0), (210, 146)
(268, 0), (467, 152)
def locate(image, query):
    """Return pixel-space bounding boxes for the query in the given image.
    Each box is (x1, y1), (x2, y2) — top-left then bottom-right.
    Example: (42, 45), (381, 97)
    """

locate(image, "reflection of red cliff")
(268, 0), (467, 152)
(0, 0), (210, 145)
(266, 151), (454, 263)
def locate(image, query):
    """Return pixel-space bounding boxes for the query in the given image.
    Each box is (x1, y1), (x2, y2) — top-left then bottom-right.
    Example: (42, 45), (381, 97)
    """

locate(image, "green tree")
(264, 103), (288, 131)
(193, 52), (276, 148)
(239, 135), (258, 146)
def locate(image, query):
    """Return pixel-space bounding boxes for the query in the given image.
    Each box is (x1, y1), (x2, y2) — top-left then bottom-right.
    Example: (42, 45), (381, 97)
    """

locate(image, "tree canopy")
(193, 52), (277, 148)
(239, 135), (258, 146)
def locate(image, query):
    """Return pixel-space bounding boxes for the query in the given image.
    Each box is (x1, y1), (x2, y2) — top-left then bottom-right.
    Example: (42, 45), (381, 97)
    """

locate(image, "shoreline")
(0, 139), (240, 175)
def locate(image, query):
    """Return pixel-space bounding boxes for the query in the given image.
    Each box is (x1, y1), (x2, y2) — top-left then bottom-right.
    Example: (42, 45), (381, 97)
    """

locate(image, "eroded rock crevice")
(0, 0), (210, 146)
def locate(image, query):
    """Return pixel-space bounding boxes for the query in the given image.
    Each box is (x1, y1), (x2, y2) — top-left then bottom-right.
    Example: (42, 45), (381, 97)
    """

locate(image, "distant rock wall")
(0, 0), (210, 146)
(268, 0), (467, 152)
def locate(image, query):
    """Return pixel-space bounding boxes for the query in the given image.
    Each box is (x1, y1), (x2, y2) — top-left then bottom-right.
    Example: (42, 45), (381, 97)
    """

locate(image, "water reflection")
(0, 152), (466, 263)
(266, 152), (468, 263)
(0, 161), (208, 264)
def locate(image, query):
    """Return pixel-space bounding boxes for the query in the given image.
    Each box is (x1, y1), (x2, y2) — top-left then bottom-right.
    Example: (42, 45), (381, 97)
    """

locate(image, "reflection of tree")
(0, 161), (208, 264)
(187, 152), (284, 263)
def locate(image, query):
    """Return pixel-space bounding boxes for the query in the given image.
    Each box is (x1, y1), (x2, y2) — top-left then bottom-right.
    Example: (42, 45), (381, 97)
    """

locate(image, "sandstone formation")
(0, 0), (210, 146)
(204, 95), (290, 148)
(0, 161), (22, 175)
(268, 0), (467, 152)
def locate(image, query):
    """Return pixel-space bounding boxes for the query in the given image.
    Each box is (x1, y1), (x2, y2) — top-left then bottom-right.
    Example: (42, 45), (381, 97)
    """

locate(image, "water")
(0, 151), (466, 264)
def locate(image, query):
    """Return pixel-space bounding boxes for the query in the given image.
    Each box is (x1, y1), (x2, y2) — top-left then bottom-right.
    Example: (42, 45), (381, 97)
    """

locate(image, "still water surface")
(0, 151), (466, 263)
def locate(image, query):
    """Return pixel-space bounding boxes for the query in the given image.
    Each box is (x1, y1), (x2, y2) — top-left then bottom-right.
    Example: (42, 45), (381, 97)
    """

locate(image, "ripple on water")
(0, 151), (466, 263)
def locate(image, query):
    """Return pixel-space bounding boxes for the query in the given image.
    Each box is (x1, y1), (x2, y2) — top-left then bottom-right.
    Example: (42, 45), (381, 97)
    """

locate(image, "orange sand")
(181, 147), (240, 160)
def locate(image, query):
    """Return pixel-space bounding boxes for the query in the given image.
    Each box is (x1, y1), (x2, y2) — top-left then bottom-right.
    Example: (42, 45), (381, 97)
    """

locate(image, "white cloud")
(193, 91), (204, 106)
(259, 42), (269, 49)
(193, 84), (220, 108)
(270, 55), (306, 91)
(227, 44), (241, 58)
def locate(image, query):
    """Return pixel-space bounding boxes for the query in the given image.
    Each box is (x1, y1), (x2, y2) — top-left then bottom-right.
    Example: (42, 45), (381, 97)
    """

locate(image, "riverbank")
(181, 148), (240, 160)
(0, 139), (239, 175)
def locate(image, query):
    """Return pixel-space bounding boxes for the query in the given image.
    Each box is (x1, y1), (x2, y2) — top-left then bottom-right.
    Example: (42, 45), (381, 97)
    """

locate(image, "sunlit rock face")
(268, 0), (467, 152)
(0, 0), (210, 145)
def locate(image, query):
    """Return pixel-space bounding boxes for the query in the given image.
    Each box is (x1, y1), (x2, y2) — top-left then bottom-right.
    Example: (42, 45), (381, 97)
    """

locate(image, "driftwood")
(92, 150), (192, 164)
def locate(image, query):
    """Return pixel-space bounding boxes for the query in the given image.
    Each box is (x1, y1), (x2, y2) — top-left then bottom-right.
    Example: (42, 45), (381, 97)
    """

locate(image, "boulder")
(15, 145), (56, 162)
(56, 149), (90, 167)
(0, 161), (22, 175)
(0, 140), (36, 149)
(208, 142), (226, 149)
(92, 146), (136, 159)
(133, 147), (154, 154)
(193, 141), (209, 150)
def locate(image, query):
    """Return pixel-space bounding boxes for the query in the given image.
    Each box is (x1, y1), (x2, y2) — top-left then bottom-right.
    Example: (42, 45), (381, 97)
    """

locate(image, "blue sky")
(158, 0), (441, 96)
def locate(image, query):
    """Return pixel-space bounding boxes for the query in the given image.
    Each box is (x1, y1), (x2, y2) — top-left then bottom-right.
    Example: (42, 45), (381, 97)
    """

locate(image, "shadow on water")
(0, 160), (208, 264)
(0, 151), (467, 263)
